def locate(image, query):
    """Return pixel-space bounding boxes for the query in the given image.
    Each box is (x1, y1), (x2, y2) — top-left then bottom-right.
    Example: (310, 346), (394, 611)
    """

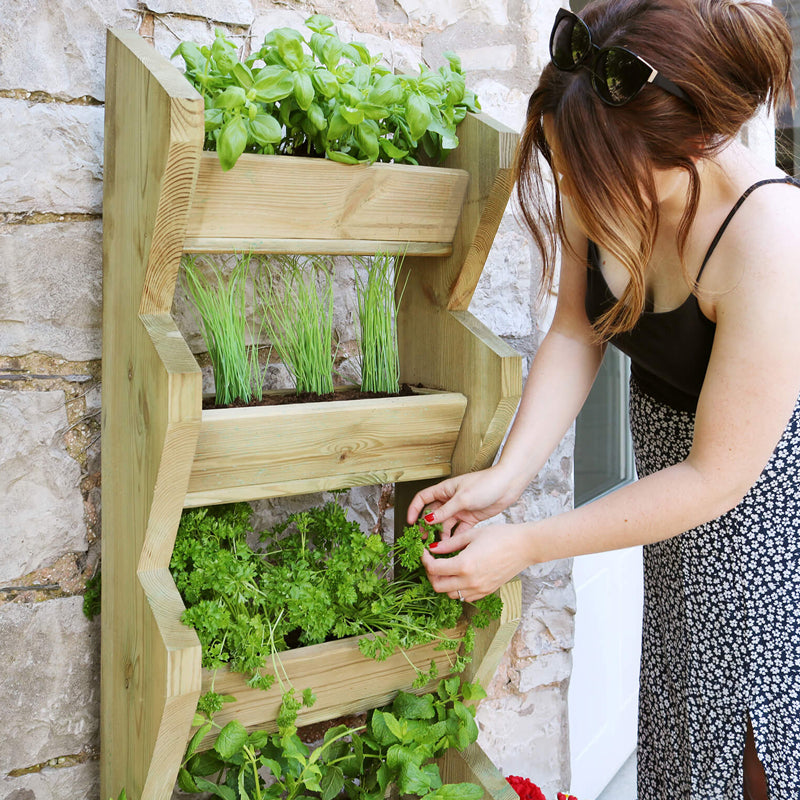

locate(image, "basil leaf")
(326, 148), (362, 164)
(321, 37), (343, 70)
(326, 108), (350, 141)
(341, 105), (364, 126)
(211, 31), (238, 74)
(212, 86), (246, 110)
(368, 73), (404, 106)
(293, 71), (314, 110)
(232, 62), (253, 89)
(173, 41), (205, 73)
(307, 102), (327, 131)
(252, 66), (294, 102)
(406, 93), (432, 140)
(203, 108), (224, 131)
(217, 116), (247, 171)
(379, 137), (408, 160)
(310, 68), (339, 99)
(250, 113), (283, 146)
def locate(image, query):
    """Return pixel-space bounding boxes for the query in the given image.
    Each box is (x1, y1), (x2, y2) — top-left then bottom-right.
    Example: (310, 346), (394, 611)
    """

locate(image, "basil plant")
(173, 15), (480, 170)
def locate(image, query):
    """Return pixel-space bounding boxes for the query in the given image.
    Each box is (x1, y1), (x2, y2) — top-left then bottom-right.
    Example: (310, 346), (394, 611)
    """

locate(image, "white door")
(568, 548), (643, 799)
(568, 348), (642, 798)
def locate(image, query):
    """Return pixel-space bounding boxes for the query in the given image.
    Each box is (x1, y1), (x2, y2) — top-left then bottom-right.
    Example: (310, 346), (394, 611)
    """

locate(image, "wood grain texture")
(101, 29), (203, 800)
(193, 622), (467, 751)
(394, 114), (522, 531)
(184, 151), (469, 252)
(462, 578), (522, 690)
(183, 237), (453, 256)
(185, 389), (466, 506)
(437, 743), (520, 799)
(103, 29), (522, 800)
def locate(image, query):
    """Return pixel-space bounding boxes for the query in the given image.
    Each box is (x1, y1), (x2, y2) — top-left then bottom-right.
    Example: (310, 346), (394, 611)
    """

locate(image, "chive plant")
(354, 252), (407, 394)
(257, 255), (335, 396)
(182, 253), (265, 406)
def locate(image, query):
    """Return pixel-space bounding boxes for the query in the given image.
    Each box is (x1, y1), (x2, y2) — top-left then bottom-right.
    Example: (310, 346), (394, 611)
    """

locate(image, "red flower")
(558, 794), (579, 800)
(506, 775), (546, 800)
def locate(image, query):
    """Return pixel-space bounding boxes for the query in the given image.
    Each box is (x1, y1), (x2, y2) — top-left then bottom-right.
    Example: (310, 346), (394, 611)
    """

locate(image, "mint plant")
(179, 676), (488, 800)
(172, 16), (480, 170)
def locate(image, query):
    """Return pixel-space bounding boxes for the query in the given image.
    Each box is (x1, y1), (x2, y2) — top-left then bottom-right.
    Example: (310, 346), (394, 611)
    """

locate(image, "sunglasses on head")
(549, 8), (695, 108)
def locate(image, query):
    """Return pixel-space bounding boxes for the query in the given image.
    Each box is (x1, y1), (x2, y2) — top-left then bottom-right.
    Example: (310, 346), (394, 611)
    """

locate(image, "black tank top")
(585, 176), (800, 412)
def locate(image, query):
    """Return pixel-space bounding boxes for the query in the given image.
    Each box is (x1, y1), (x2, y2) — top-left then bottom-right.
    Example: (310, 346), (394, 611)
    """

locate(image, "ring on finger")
(457, 590), (464, 601)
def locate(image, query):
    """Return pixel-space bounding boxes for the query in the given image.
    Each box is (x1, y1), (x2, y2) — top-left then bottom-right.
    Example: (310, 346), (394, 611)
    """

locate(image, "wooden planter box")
(186, 388), (467, 507)
(193, 622), (466, 751)
(102, 27), (523, 800)
(184, 151), (470, 256)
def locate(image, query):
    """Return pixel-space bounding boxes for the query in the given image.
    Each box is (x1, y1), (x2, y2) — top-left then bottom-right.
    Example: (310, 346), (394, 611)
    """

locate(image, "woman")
(406, 0), (800, 797)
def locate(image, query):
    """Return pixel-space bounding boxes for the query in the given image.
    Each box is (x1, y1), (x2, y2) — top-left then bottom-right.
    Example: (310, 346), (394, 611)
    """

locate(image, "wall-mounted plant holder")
(101, 28), (522, 800)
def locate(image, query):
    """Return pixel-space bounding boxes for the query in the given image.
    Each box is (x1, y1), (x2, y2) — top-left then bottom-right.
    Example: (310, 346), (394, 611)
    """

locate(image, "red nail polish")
(429, 541), (439, 549)
(424, 513), (435, 523)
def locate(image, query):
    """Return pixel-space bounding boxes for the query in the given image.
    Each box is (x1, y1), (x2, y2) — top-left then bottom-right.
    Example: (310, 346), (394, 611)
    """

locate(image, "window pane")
(574, 348), (634, 506)
(775, 0), (799, 177)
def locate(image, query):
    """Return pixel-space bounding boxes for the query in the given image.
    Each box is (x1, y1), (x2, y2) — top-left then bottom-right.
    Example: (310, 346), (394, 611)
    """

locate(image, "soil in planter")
(203, 383), (423, 410)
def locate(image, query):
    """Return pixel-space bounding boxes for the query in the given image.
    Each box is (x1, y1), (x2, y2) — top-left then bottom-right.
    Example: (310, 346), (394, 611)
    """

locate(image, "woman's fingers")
(406, 479), (458, 524)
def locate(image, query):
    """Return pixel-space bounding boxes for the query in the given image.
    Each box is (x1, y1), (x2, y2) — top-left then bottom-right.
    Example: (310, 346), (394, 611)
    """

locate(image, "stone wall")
(0, 1), (573, 798)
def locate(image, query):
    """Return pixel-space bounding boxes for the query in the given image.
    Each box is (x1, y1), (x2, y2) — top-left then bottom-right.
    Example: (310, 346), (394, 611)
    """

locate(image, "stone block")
(470, 78), (528, 132)
(335, 24), (422, 75)
(477, 684), (570, 796)
(144, 0), (254, 26)
(0, 598), (99, 774)
(471, 221), (535, 338)
(0, 100), (103, 215)
(0, 761), (99, 800)
(459, 44), (516, 72)
(0, 221), (103, 361)
(0, 0), (137, 100)
(397, 0), (508, 28)
(517, 649), (572, 692)
(0, 392), (86, 583)
(250, 8), (313, 46)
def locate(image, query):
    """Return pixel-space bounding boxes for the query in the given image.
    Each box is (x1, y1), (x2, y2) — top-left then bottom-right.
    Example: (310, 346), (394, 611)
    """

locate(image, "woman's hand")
(421, 522), (533, 602)
(406, 465), (524, 539)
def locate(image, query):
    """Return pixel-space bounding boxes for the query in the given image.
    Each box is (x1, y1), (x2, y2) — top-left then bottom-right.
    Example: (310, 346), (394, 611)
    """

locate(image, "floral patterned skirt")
(629, 378), (800, 800)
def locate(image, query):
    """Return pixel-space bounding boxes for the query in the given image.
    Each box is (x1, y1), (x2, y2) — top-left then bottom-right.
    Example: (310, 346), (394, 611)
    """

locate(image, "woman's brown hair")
(516, 0), (794, 340)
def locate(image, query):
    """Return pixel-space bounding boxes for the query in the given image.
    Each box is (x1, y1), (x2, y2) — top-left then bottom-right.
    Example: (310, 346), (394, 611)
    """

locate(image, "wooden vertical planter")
(101, 27), (522, 800)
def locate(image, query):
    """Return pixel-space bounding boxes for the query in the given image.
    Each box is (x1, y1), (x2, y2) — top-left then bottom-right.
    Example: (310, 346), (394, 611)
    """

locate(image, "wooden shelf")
(185, 388), (467, 507)
(101, 26), (522, 800)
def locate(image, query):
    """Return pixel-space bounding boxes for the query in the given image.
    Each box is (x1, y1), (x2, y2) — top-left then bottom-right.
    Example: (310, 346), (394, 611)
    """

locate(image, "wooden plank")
(462, 578), (522, 690)
(101, 29), (203, 800)
(194, 622), (466, 751)
(445, 114), (519, 312)
(184, 463), (453, 507)
(183, 237), (452, 257)
(438, 743), (519, 799)
(394, 114), (522, 533)
(185, 390), (467, 505)
(184, 151), (469, 250)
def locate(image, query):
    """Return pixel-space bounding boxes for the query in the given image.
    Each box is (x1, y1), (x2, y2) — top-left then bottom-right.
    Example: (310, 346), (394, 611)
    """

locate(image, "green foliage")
(256, 255), (335, 396)
(354, 252), (407, 394)
(169, 501), (503, 730)
(182, 253), (266, 406)
(173, 17), (480, 170)
(180, 677), (487, 799)
(83, 569), (101, 620)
